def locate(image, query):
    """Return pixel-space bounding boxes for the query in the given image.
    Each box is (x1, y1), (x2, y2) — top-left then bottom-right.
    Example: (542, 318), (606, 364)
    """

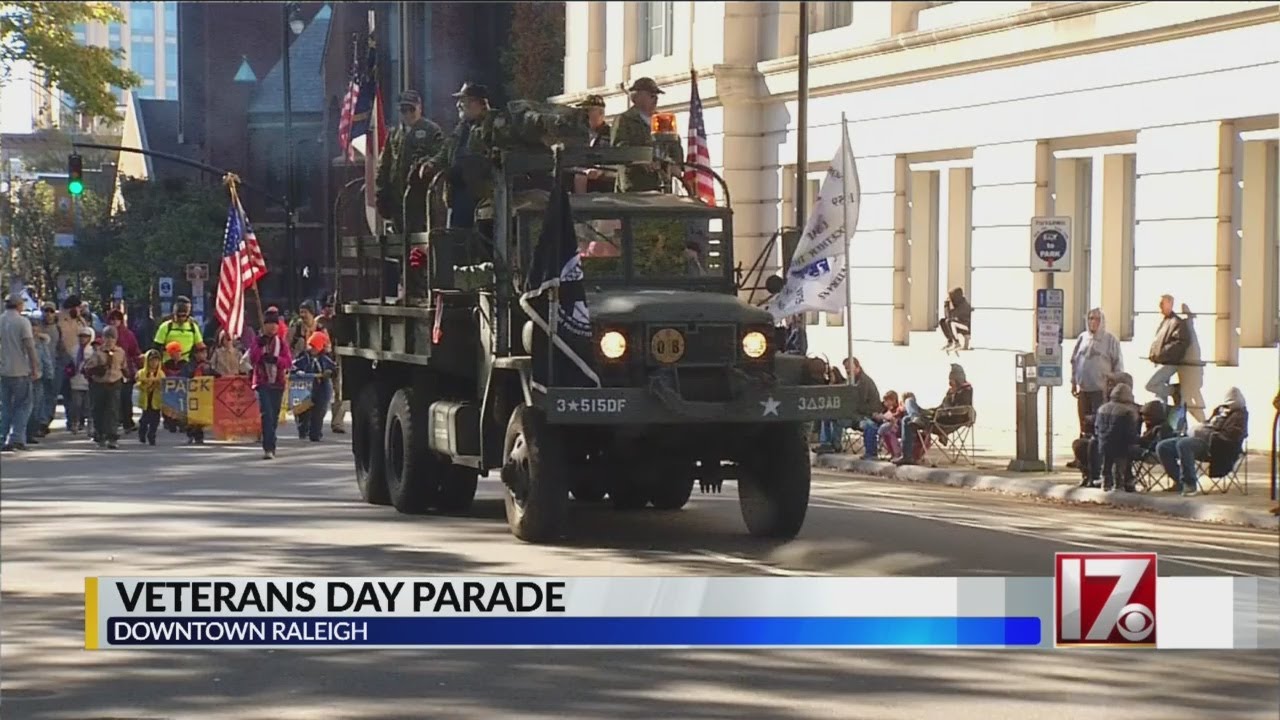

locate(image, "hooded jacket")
(136, 351), (167, 411)
(1070, 308), (1124, 393)
(944, 288), (972, 330)
(941, 364), (973, 409)
(1193, 387), (1248, 450)
(1095, 383), (1140, 454)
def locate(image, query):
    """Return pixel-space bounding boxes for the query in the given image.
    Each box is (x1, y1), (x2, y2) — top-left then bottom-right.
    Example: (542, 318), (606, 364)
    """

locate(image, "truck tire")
(649, 473), (695, 510)
(500, 404), (568, 542)
(384, 388), (439, 514)
(352, 385), (390, 506)
(571, 486), (607, 502)
(609, 482), (649, 511)
(436, 466), (479, 514)
(737, 423), (811, 538)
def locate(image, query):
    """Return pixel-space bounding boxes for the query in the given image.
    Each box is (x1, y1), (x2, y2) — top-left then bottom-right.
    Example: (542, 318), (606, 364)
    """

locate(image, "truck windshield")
(573, 215), (729, 284)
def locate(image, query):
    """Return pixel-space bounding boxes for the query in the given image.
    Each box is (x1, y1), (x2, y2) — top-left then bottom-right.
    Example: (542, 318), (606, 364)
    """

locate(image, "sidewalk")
(812, 448), (1280, 530)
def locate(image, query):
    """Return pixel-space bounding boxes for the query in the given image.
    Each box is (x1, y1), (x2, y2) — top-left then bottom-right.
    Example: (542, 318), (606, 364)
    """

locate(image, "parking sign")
(1030, 216), (1072, 273)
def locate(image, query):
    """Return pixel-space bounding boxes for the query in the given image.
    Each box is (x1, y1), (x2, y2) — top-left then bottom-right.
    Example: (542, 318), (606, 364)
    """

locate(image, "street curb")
(812, 453), (1280, 531)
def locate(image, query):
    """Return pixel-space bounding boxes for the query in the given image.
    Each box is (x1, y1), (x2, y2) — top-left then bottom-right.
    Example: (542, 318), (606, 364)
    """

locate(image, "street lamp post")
(282, 2), (302, 311)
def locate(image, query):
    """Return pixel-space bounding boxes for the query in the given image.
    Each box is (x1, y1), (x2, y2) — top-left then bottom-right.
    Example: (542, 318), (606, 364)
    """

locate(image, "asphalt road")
(2, 430), (1277, 720)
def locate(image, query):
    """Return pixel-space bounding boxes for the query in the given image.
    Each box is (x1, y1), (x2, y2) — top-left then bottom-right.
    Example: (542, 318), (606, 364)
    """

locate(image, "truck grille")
(646, 323), (736, 367)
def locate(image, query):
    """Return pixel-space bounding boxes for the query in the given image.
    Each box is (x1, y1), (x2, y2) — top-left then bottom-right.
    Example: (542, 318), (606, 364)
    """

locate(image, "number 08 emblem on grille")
(650, 328), (686, 364)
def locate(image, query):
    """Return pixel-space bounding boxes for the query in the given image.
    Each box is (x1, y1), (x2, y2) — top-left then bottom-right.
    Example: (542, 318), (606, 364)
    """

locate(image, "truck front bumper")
(537, 384), (857, 425)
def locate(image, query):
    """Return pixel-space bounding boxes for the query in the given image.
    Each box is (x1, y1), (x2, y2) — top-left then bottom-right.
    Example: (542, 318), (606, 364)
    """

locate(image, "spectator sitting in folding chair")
(1155, 387), (1248, 497)
(1129, 400), (1178, 491)
(1095, 383), (1140, 493)
(895, 364), (974, 466)
(1073, 371), (1136, 487)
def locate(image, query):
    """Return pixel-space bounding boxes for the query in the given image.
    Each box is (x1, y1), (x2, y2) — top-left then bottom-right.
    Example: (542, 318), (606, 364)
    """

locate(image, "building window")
(165, 44), (177, 81)
(131, 2), (155, 34)
(109, 29), (121, 49)
(637, 2), (674, 60)
(131, 41), (155, 80)
(72, 23), (86, 42)
(1238, 134), (1280, 348)
(164, 2), (177, 35)
(809, 2), (853, 33)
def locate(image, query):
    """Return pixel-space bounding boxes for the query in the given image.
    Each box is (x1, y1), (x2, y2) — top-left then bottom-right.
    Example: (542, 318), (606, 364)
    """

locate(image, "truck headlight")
(600, 331), (627, 359)
(741, 331), (768, 358)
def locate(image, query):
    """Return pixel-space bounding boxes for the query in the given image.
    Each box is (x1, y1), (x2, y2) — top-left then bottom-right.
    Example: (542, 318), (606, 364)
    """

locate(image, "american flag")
(350, 39), (387, 234)
(215, 198), (267, 339)
(684, 73), (716, 206)
(337, 40), (361, 161)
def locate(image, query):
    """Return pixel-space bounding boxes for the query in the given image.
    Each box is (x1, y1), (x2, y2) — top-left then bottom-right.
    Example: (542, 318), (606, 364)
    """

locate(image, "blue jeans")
(900, 418), (918, 462)
(859, 418), (880, 459)
(0, 376), (34, 446)
(28, 380), (43, 434)
(40, 378), (57, 426)
(296, 383), (331, 442)
(1145, 365), (1179, 404)
(257, 387), (284, 453)
(818, 419), (850, 448)
(1156, 436), (1206, 491)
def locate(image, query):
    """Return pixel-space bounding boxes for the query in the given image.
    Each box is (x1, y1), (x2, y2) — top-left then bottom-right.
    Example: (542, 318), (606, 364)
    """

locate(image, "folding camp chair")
(926, 406), (977, 466)
(842, 425), (889, 459)
(1131, 451), (1175, 492)
(1198, 441), (1248, 494)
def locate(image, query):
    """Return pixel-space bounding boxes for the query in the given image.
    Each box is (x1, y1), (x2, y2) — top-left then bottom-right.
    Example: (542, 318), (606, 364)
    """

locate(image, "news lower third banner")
(84, 576), (1280, 650)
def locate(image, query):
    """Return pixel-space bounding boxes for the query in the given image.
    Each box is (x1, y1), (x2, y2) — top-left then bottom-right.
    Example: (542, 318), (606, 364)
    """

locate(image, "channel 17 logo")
(1055, 552), (1157, 647)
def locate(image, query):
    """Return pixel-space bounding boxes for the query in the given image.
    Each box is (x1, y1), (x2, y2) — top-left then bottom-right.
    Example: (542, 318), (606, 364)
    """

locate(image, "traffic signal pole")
(68, 142), (286, 208)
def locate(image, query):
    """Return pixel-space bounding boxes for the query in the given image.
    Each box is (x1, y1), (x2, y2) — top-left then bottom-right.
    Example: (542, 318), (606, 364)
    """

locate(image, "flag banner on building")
(82, 568), (1280, 649)
(517, 172), (600, 391)
(288, 374), (317, 415)
(765, 122), (862, 321)
(684, 71), (716, 205)
(157, 377), (288, 440)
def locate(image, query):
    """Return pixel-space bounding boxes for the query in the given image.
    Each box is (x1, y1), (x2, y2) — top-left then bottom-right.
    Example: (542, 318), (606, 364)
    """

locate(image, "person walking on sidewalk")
(292, 331), (337, 442)
(1143, 294), (1190, 404)
(249, 310), (292, 460)
(107, 309), (141, 433)
(0, 294), (40, 452)
(83, 326), (126, 449)
(135, 350), (165, 445)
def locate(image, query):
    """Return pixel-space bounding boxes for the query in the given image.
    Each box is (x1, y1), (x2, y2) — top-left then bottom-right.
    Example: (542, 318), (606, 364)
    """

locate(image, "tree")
(500, 3), (565, 102)
(0, 181), (108, 301)
(102, 177), (226, 304)
(1, 2), (141, 122)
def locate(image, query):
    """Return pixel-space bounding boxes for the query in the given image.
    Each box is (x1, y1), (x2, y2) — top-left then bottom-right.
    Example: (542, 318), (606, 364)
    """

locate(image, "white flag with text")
(767, 125), (861, 320)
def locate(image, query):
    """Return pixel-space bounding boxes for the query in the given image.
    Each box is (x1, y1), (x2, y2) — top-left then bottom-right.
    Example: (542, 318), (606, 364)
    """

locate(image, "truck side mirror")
(764, 275), (785, 296)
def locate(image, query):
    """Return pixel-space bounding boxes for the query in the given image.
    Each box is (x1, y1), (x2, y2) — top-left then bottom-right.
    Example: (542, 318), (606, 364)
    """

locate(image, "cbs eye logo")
(1055, 553), (1157, 647)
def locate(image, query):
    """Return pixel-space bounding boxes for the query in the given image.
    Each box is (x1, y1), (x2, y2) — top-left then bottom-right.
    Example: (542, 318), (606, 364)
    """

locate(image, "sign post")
(1031, 216), (1071, 473)
(187, 263), (209, 325)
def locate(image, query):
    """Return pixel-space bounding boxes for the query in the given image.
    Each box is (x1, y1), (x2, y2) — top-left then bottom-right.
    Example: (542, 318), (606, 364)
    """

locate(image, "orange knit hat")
(307, 331), (329, 352)
(165, 341), (183, 357)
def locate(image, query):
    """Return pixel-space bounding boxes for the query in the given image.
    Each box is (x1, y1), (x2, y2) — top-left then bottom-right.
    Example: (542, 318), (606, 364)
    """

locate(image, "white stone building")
(555, 1), (1280, 459)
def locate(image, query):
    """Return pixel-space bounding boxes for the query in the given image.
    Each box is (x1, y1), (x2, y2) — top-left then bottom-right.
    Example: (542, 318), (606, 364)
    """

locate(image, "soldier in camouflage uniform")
(375, 90), (445, 234)
(423, 82), (493, 230)
(611, 77), (683, 193)
(574, 94), (614, 193)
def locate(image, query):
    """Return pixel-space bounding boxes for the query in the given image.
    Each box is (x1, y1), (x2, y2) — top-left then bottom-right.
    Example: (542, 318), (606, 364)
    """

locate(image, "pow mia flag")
(518, 170), (602, 391)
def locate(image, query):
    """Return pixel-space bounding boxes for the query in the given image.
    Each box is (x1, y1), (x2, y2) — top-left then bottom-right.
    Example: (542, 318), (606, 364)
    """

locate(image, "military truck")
(333, 117), (859, 544)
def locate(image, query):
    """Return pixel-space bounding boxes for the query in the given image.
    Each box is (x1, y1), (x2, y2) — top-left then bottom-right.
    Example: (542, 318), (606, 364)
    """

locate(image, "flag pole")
(841, 113), (854, 387)
(223, 173), (266, 330)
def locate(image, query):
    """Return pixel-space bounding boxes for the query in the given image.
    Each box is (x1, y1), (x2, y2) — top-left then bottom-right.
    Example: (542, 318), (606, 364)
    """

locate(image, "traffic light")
(67, 154), (84, 196)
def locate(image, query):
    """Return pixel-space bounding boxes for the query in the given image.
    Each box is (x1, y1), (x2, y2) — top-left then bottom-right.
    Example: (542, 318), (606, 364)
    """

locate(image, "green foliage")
(102, 178), (226, 302)
(0, 180), (108, 300)
(1, 2), (141, 122)
(500, 3), (565, 102)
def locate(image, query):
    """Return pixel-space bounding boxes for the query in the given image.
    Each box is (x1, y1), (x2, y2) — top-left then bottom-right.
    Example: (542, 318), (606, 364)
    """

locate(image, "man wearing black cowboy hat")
(611, 77), (683, 192)
(572, 95), (615, 193)
(423, 82), (493, 230)
(376, 89), (446, 234)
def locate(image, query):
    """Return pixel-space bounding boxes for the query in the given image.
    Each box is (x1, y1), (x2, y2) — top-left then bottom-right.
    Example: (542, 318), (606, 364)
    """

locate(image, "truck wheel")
(436, 466), (479, 514)
(649, 461), (695, 510)
(501, 404), (568, 542)
(352, 385), (390, 506)
(571, 486), (607, 502)
(737, 424), (811, 538)
(610, 482), (649, 511)
(384, 388), (439, 514)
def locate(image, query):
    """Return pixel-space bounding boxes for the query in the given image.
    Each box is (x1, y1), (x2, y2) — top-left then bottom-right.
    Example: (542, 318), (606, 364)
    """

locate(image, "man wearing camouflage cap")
(611, 77), (683, 192)
(375, 89), (445, 234)
(574, 94), (615, 193)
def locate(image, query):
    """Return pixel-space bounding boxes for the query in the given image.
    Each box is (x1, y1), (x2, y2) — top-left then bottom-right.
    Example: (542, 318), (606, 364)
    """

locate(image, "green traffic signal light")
(67, 153), (84, 195)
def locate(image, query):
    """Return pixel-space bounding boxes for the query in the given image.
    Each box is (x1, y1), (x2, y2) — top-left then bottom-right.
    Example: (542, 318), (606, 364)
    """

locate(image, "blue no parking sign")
(1030, 216), (1072, 273)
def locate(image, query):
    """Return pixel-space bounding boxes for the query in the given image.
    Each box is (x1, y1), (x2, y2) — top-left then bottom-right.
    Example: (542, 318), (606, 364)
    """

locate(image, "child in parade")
(66, 326), (94, 435)
(180, 342), (219, 444)
(250, 310), (292, 460)
(136, 350), (165, 445)
(83, 326), (126, 449)
(291, 330), (337, 442)
(161, 341), (186, 433)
